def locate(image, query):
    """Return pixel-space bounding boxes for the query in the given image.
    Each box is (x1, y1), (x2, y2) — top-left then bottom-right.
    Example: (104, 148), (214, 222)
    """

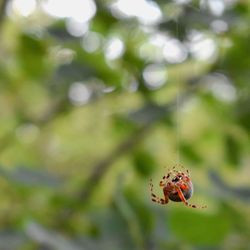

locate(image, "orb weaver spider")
(149, 165), (206, 209)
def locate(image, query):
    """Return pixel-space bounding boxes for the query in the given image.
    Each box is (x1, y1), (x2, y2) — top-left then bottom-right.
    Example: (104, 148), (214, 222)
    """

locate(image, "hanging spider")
(149, 165), (206, 208)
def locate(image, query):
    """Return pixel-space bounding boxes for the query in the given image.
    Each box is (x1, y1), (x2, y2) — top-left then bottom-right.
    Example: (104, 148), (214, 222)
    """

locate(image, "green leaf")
(225, 134), (241, 167)
(132, 150), (156, 177)
(17, 34), (48, 79)
(180, 143), (202, 164)
(169, 208), (231, 245)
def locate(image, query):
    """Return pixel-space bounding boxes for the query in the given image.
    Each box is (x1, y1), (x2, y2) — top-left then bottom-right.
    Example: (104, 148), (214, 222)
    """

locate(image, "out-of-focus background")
(0, 0), (250, 249)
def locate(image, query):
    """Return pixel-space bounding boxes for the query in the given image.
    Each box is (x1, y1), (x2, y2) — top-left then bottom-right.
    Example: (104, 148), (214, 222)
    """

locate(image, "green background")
(0, 0), (250, 249)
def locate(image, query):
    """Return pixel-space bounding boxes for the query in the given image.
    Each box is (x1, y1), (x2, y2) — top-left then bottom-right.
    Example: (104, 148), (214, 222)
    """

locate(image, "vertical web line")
(174, 1), (201, 165)
(176, 18), (181, 165)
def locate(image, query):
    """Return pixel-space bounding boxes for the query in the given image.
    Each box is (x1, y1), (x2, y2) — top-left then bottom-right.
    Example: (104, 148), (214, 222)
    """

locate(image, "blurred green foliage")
(0, 0), (250, 249)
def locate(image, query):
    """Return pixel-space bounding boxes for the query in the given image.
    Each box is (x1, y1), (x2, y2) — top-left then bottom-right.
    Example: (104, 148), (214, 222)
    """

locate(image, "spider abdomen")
(168, 182), (193, 202)
(169, 187), (193, 202)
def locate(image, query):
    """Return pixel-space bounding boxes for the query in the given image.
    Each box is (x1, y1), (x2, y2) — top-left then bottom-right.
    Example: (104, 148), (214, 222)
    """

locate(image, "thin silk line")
(174, 1), (201, 164)
(176, 20), (181, 165)
(176, 86), (180, 164)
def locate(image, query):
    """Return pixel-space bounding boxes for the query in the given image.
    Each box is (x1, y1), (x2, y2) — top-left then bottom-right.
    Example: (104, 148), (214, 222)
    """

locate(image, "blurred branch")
(0, 0), (8, 31)
(26, 222), (83, 250)
(79, 124), (152, 202)
(209, 169), (250, 202)
(79, 82), (199, 204)
(56, 123), (154, 224)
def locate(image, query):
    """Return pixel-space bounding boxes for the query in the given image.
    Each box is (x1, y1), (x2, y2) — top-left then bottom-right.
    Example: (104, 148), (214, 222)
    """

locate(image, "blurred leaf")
(17, 34), (48, 79)
(169, 209), (231, 245)
(112, 115), (136, 135)
(158, 19), (187, 41)
(48, 20), (77, 41)
(74, 45), (123, 88)
(89, 208), (135, 250)
(236, 97), (250, 132)
(91, 3), (118, 34)
(114, 194), (144, 249)
(132, 149), (156, 177)
(52, 61), (95, 90)
(225, 134), (241, 167)
(122, 45), (145, 71)
(221, 33), (250, 78)
(123, 188), (154, 236)
(128, 103), (168, 125)
(179, 143), (202, 164)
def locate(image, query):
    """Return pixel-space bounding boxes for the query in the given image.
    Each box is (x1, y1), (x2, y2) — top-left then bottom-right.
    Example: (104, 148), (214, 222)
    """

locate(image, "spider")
(149, 165), (206, 208)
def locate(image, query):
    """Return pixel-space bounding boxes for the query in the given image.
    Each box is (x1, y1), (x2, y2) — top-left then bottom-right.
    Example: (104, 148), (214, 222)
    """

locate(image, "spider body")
(150, 166), (206, 209)
(167, 182), (193, 202)
(166, 173), (193, 202)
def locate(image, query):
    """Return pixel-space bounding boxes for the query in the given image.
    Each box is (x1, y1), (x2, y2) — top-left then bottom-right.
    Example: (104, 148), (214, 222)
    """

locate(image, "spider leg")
(175, 186), (206, 209)
(175, 164), (190, 177)
(150, 179), (168, 205)
(159, 172), (172, 187)
(159, 165), (178, 187)
(183, 167), (190, 177)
